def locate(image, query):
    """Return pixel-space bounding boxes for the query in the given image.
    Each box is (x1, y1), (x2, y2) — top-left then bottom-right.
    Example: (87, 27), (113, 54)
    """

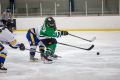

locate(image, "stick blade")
(90, 37), (96, 42)
(87, 45), (94, 50)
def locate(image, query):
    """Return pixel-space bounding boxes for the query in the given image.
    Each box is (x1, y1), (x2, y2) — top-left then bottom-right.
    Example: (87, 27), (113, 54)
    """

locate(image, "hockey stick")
(68, 33), (96, 42)
(57, 29), (96, 42)
(57, 42), (94, 51)
(25, 48), (62, 58)
(25, 48), (40, 53)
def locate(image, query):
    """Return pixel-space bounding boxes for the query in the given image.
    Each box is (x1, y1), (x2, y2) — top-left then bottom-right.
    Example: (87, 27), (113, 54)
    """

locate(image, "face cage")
(47, 23), (55, 28)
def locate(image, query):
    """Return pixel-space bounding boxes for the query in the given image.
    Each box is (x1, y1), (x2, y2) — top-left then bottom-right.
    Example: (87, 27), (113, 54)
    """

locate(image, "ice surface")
(0, 31), (120, 80)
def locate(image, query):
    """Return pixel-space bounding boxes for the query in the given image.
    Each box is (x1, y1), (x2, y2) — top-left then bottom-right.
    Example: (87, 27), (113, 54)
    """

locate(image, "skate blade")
(29, 60), (38, 62)
(50, 56), (61, 58)
(0, 70), (7, 73)
(43, 60), (53, 64)
(50, 57), (58, 60)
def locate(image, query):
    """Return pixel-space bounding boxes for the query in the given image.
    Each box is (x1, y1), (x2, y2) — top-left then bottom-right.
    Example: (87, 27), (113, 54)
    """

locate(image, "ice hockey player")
(26, 26), (46, 62)
(0, 21), (25, 72)
(39, 17), (69, 63)
(26, 24), (59, 61)
(0, 7), (14, 33)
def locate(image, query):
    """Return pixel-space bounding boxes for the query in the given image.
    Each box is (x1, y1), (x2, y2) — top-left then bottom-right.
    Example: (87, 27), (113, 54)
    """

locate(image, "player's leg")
(39, 41), (45, 59)
(49, 43), (58, 58)
(29, 46), (38, 61)
(49, 38), (58, 58)
(41, 38), (57, 62)
(26, 30), (38, 61)
(46, 38), (60, 59)
(0, 43), (7, 72)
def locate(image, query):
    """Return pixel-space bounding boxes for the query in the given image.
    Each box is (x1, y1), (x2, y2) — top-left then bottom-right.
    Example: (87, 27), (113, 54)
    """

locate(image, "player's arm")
(45, 28), (69, 37)
(1, 41), (19, 49)
(45, 29), (61, 38)
(9, 40), (25, 50)
(40, 24), (60, 38)
(1, 41), (9, 45)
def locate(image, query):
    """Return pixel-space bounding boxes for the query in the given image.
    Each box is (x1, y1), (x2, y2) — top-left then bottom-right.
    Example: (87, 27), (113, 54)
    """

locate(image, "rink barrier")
(14, 16), (120, 30)
(15, 16), (120, 30)
(14, 29), (120, 31)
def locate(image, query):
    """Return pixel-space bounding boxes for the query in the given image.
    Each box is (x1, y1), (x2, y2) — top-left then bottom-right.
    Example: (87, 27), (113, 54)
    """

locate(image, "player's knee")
(30, 48), (36, 51)
(0, 52), (7, 58)
(30, 46), (37, 50)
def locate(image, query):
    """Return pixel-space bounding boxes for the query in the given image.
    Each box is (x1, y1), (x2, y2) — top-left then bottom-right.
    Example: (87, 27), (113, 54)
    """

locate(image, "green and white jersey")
(40, 23), (61, 39)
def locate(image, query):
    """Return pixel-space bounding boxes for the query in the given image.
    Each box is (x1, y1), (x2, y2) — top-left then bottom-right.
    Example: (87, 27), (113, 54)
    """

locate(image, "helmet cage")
(46, 17), (56, 28)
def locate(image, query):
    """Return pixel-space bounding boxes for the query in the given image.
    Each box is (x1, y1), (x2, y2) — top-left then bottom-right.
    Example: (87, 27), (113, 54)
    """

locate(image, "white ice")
(0, 31), (120, 80)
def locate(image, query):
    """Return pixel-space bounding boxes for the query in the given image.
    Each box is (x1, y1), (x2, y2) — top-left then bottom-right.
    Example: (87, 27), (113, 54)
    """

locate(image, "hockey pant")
(0, 43), (7, 66)
(41, 38), (57, 55)
(26, 29), (45, 56)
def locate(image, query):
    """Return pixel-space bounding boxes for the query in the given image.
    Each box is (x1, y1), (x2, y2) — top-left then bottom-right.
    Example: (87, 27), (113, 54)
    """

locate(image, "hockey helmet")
(45, 17), (56, 28)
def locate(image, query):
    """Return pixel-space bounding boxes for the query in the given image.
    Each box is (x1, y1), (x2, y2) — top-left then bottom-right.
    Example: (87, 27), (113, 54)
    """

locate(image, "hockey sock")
(39, 45), (45, 53)
(30, 48), (36, 56)
(0, 52), (7, 65)
(45, 44), (56, 55)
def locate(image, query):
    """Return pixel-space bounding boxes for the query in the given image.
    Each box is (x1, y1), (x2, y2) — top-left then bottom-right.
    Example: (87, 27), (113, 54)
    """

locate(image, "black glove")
(19, 43), (25, 51)
(61, 31), (69, 36)
(9, 44), (18, 49)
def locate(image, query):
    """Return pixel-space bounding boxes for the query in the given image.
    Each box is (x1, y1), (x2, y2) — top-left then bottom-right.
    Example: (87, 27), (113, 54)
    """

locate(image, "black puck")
(97, 52), (100, 55)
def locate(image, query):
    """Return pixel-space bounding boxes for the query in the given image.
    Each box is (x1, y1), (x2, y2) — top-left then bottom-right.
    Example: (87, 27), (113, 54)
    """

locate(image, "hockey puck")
(97, 52), (100, 55)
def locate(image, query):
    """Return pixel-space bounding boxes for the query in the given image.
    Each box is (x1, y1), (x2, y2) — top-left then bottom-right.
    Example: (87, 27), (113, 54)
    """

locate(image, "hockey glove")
(61, 31), (69, 36)
(19, 43), (25, 51)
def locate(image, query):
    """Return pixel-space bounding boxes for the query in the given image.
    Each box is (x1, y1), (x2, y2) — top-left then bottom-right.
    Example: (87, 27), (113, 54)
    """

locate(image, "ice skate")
(40, 52), (45, 61)
(0, 64), (7, 73)
(30, 55), (38, 62)
(43, 54), (52, 64)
